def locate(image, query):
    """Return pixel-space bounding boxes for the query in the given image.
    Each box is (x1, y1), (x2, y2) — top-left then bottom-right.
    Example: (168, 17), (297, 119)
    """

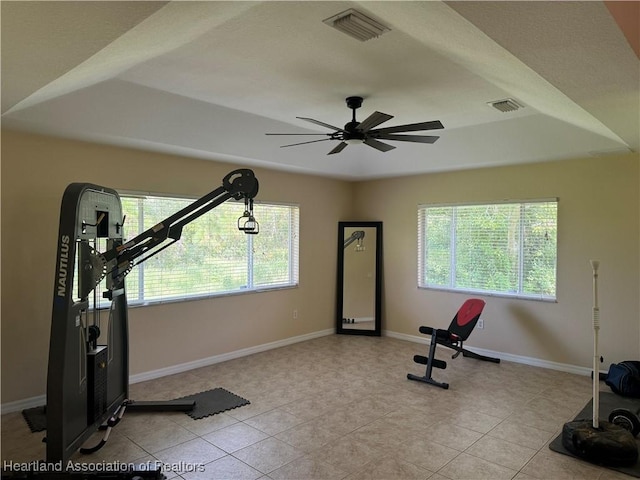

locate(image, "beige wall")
(1, 129), (638, 405)
(1, 129), (353, 403)
(353, 153), (640, 368)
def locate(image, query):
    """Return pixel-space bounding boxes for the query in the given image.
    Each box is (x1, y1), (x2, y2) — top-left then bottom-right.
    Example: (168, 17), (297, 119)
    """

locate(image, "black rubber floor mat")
(549, 391), (640, 477)
(20, 388), (249, 432)
(175, 387), (250, 420)
(22, 405), (46, 433)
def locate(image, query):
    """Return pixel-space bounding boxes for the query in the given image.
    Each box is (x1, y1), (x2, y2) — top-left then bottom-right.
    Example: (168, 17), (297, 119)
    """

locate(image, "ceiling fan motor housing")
(344, 121), (364, 140)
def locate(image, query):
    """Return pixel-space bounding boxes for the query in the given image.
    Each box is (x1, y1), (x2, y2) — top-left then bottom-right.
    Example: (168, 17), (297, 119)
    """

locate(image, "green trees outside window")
(119, 195), (299, 305)
(418, 200), (557, 300)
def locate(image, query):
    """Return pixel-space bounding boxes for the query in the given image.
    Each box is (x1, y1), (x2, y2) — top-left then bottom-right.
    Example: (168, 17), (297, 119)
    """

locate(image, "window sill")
(94, 284), (299, 310)
(418, 285), (557, 303)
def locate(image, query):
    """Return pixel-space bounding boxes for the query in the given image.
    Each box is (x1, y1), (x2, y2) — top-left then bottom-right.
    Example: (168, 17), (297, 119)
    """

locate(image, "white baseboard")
(384, 330), (593, 377)
(129, 328), (334, 384)
(1, 394), (47, 415)
(342, 317), (374, 324)
(1, 328), (334, 415)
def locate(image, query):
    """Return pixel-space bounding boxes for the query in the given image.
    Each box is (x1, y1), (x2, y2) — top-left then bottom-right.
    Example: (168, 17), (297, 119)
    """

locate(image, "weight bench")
(407, 298), (500, 389)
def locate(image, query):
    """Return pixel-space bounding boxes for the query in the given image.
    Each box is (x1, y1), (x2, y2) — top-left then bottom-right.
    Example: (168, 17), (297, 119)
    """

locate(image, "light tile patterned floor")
(1, 335), (635, 479)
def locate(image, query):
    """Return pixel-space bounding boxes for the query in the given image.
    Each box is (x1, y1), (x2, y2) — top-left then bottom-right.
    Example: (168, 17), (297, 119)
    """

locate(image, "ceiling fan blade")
(374, 133), (440, 144)
(297, 117), (345, 132)
(280, 138), (333, 148)
(370, 120), (444, 135)
(364, 138), (396, 152)
(357, 111), (394, 132)
(266, 133), (330, 136)
(328, 142), (348, 155)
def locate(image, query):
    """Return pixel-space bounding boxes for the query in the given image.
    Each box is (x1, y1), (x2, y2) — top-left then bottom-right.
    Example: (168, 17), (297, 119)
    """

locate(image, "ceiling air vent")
(323, 9), (390, 42)
(488, 98), (523, 113)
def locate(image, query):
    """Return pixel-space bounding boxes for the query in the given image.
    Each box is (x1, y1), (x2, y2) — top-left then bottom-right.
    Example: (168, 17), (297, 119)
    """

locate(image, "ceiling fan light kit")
(266, 96), (444, 155)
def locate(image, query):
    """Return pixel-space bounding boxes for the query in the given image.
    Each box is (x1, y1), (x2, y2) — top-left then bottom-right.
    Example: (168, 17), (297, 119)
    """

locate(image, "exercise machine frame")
(46, 169), (259, 464)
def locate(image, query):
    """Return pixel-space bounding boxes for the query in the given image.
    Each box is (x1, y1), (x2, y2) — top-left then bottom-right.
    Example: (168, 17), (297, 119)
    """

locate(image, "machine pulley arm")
(98, 168), (259, 286)
(343, 230), (365, 249)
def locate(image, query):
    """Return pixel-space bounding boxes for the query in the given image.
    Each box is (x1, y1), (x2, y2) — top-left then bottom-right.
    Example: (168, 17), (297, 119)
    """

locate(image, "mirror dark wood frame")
(336, 221), (382, 336)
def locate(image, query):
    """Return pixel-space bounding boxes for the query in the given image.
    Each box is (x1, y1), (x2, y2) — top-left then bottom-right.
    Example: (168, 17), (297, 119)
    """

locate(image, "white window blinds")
(119, 195), (299, 305)
(418, 200), (557, 300)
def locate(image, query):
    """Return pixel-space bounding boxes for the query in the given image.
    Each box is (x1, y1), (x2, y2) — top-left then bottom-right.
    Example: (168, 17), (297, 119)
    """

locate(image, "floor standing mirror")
(337, 221), (382, 336)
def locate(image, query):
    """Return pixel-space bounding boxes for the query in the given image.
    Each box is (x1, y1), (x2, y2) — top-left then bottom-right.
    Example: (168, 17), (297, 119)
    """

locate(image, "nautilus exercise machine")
(46, 169), (259, 465)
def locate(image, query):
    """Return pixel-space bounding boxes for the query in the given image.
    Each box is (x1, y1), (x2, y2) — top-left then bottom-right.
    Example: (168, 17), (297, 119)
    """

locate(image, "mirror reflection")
(337, 222), (382, 336)
(342, 227), (376, 330)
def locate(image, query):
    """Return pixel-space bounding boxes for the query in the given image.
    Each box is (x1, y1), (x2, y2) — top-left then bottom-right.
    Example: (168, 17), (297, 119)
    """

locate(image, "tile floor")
(1, 334), (635, 479)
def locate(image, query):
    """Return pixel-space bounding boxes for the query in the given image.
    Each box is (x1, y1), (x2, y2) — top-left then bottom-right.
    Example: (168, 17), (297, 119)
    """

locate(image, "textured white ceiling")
(2, 1), (638, 180)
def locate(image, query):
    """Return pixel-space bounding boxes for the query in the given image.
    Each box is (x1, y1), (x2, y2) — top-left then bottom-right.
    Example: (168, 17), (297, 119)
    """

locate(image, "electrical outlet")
(477, 319), (484, 329)
(293, 309), (298, 319)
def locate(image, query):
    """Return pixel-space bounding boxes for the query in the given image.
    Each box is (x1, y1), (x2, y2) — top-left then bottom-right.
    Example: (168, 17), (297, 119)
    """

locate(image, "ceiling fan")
(266, 96), (444, 155)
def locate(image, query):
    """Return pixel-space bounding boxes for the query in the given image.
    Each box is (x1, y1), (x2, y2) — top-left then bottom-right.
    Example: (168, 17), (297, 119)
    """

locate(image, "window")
(418, 200), (557, 300)
(116, 194), (299, 305)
